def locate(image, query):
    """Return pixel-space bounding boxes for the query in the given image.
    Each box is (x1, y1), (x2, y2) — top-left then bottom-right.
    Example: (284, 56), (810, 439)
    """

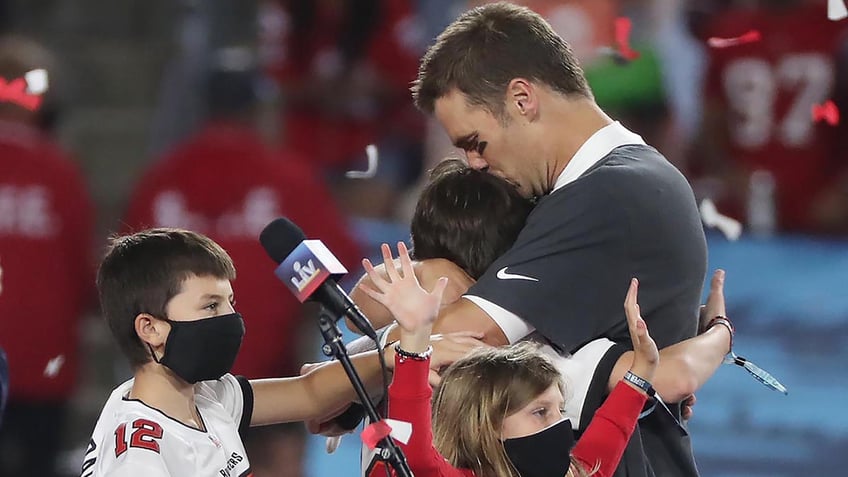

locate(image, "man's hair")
(432, 342), (589, 477)
(96, 228), (236, 368)
(411, 2), (591, 117)
(410, 158), (533, 279)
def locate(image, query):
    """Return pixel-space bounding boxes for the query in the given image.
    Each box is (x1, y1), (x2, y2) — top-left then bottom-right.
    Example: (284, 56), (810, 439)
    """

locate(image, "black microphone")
(260, 217), (378, 341)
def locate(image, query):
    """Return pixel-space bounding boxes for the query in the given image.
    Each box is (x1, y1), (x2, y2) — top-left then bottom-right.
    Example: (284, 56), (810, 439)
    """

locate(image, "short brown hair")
(96, 228), (236, 368)
(410, 158), (533, 279)
(412, 2), (591, 117)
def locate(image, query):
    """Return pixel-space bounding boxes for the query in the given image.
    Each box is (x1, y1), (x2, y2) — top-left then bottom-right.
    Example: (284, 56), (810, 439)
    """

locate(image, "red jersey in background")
(702, 2), (848, 231)
(0, 121), (94, 401)
(124, 122), (361, 378)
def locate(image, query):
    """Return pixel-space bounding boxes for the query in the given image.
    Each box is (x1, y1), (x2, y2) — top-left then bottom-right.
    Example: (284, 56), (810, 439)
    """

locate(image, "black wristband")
(623, 370), (655, 396)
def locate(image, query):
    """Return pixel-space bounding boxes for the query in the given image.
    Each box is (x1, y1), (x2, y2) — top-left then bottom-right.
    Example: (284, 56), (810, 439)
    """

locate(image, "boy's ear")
(134, 313), (167, 347)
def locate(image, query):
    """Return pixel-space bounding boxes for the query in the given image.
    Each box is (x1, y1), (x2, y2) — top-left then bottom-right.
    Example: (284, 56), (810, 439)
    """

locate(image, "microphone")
(260, 217), (378, 341)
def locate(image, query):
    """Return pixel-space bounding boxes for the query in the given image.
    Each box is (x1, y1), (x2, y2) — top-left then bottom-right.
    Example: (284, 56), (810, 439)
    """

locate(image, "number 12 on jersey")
(114, 419), (164, 457)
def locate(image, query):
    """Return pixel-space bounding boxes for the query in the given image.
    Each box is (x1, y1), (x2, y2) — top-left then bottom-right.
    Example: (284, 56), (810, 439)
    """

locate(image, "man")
(353, 3), (707, 476)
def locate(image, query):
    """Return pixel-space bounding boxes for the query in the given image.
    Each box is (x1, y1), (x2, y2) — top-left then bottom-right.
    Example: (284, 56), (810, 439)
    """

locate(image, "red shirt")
(123, 122), (361, 378)
(263, 0), (424, 170)
(0, 121), (94, 401)
(368, 355), (648, 477)
(702, 3), (848, 230)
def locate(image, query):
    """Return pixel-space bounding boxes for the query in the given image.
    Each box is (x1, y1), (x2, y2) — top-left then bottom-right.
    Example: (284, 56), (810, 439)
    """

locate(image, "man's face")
(434, 89), (537, 198)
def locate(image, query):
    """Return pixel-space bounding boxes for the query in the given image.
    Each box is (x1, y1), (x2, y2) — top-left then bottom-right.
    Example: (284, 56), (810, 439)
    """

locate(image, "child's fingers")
(358, 283), (385, 305)
(397, 242), (416, 280)
(634, 317), (658, 358)
(362, 258), (390, 290)
(381, 243), (401, 282)
(624, 278), (640, 336)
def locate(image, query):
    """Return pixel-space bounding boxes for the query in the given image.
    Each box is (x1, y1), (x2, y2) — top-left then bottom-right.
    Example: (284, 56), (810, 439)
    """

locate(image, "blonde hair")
(431, 342), (591, 477)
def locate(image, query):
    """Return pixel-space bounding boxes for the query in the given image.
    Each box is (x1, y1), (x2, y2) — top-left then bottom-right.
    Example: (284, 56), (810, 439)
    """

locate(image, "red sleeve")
(382, 355), (474, 477)
(570, 381), (648, 477)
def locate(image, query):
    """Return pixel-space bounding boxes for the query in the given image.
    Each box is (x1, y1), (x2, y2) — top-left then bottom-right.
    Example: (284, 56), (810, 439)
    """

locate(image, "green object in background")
(584, 45), (666, 113)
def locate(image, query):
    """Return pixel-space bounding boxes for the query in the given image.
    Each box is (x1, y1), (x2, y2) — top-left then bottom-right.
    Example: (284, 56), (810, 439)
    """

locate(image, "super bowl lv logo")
(290, 259), (320, 292)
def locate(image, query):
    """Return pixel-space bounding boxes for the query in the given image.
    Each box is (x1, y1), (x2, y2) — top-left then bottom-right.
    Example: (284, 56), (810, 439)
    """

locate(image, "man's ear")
(506, 78), (539, 120)
(135, 313), (168, 348)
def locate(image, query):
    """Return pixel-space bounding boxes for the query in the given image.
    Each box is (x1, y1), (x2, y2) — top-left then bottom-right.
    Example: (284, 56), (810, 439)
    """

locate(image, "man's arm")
(378, 298), (509, 346)
(609, 323), (730, 403)
(609, 269), (731, 403)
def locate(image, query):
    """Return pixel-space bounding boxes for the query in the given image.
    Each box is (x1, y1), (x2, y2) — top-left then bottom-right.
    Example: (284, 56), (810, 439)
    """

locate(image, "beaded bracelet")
(393, 344), (433, 362)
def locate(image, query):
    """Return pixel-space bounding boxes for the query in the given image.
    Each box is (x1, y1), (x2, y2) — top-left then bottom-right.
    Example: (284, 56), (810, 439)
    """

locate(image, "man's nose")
(466, 153), (488, 170)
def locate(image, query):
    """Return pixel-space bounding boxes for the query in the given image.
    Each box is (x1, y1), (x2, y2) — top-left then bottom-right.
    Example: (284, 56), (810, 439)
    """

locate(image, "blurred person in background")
(262, 0), (427, 220)
(123, 54), (361, 477)
(0, 35), (96, 477)
(689, 0), (848, 235)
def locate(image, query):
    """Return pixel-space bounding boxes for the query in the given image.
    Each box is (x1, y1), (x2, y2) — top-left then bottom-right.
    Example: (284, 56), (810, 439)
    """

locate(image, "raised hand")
(624, 278), (659, 385)
(360, 242), (448, 353)
(699, 269), (727, 334)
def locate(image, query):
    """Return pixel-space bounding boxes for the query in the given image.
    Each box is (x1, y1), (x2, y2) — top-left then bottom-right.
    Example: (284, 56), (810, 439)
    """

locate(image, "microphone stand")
(316, 307), (414, 477)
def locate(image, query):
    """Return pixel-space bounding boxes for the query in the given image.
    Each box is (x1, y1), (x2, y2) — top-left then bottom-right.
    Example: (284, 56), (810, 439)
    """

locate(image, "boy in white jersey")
(81, 228), (478, 476)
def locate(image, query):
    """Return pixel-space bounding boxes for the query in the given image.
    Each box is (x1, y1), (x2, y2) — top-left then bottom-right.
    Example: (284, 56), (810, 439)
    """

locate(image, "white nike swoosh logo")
(496, 267), (539, 281)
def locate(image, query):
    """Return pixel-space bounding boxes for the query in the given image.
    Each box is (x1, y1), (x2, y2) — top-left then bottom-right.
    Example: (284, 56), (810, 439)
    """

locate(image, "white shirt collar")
(552, 121), (646, 192)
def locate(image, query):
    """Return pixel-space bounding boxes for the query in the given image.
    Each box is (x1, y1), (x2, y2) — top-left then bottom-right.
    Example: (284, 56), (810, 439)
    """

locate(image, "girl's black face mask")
(150, 312), (245, 384)
(503, 418), (576, 477)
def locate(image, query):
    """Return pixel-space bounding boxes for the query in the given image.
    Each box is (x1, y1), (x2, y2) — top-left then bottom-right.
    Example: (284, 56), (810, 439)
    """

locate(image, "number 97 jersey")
(80, 374), (254, 477)
(702, 2), (848, 230)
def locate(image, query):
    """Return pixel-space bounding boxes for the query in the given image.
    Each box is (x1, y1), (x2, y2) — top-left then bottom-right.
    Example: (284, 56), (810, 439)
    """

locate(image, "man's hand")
(427, 331), (488, 385)
(698, 269), (727, 334)
(681, 394), (697, 420)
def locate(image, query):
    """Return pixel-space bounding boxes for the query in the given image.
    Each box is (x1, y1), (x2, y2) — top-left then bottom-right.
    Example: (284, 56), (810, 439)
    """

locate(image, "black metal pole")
(316, 309), (413, 477)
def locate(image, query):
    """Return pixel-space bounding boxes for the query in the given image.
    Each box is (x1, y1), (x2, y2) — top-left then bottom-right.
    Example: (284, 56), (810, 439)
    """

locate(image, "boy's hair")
(96, 228), (236, 368)
(410, 158), (533, 279)
(411, 2), (591, 119)
(432, 342), (588, 477)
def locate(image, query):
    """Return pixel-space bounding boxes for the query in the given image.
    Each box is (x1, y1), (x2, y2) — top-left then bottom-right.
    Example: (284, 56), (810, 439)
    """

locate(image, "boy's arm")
(249, 349), (389, 426)
(249, 333), (482, 426)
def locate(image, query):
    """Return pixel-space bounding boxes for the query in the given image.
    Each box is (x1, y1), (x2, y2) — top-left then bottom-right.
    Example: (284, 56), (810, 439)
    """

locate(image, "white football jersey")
(80, 374), (253, 477)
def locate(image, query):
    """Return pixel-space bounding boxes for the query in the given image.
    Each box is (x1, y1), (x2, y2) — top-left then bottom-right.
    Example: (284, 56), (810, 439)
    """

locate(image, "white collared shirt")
(552, 121), (647, 192)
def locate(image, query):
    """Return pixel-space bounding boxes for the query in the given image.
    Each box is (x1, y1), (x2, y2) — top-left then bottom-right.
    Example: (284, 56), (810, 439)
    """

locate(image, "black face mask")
(503, 418), (576, 477)
(150, 312), (245, 384)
